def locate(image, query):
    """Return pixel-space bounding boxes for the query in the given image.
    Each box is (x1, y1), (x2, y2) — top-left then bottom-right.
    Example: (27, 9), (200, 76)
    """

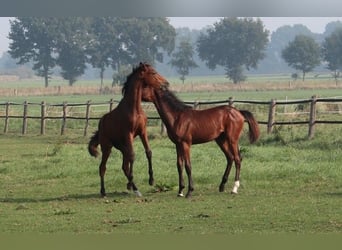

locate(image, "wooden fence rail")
(1, 96), (342, 138)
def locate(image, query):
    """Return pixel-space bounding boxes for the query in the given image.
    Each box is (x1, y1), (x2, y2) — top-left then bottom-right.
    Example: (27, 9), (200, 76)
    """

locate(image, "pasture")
(0, 77), (341, 237)
(0, 125), (341, 234)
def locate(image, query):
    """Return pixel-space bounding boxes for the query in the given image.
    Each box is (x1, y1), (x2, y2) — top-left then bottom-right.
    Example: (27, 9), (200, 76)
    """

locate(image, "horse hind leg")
(219, 157), (233, 192)
(231, 143), (242, 194)
(216, 137), (233, 193)
(139, 132), (154, 186)
(99, 146), (111, 197)
(122, 151), (142, 197)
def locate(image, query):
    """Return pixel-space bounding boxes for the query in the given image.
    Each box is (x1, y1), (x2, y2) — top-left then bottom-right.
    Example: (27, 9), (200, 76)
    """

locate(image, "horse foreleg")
(182, 144), (194, 198)
(99, 147), (111, 197)
(176, 146), (185, 197)
(139, 133), (154, 186)
(184, 158), (194, 198)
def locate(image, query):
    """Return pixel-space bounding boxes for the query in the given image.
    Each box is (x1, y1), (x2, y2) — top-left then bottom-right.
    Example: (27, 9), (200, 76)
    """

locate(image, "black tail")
(239, 110), (260, 144)
(88, 130), (100, 157)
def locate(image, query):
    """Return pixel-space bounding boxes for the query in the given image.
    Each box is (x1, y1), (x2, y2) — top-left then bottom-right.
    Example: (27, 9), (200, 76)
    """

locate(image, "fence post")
(84, 100), (91, 136)
(22, 101), (28, 135)
(61, 101), (67, 135)
(4, 101), (10, 133)
(308, 95), (317, 139)
(228, 97), (234, 106)
(40, 101), (46, 135)
(267, 99), (276, 134)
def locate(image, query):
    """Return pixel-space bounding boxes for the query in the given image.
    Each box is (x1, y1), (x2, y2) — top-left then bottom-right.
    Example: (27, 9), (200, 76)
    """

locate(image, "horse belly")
(190, 123), (223, 144)
(192, 131), (221, 144)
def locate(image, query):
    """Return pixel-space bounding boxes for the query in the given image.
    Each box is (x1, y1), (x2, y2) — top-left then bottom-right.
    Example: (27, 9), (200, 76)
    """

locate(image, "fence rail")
(1, 95), (342, 138)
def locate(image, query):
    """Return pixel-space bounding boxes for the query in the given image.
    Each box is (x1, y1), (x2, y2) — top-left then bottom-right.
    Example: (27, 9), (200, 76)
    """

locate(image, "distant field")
(1, 72), (342, 103)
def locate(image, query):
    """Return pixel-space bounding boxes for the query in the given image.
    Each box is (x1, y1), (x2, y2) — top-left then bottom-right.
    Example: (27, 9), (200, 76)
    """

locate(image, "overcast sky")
(1, 17), (342, 56)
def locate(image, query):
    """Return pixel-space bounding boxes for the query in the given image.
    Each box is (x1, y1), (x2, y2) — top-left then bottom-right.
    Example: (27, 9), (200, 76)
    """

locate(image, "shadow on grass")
(0, 191), (131, 203)
(325, 192), (342, 197)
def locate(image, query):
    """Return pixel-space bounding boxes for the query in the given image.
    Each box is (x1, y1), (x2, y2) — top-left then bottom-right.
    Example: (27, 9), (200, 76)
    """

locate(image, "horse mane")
(121, 65), (139, 96)
(161, 85), (192, 111)
(121, 63), (151, 96)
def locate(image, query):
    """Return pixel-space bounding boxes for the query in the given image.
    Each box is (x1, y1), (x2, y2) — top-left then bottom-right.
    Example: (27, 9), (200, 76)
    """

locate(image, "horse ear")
(139, 65), (147, 78)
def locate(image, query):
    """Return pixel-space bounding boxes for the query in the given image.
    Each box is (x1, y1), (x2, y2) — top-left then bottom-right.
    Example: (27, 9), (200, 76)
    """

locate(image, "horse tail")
(88, 130), (100, 157)
(239, 110), (260, 144)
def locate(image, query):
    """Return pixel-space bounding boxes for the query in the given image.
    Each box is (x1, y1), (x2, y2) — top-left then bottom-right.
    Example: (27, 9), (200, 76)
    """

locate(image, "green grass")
(0, 123), (341, 234)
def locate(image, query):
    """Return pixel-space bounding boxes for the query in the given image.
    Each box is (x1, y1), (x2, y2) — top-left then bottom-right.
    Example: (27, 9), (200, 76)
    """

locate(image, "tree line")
(8, 17), (175, 87)
(6, 17), (342, 87)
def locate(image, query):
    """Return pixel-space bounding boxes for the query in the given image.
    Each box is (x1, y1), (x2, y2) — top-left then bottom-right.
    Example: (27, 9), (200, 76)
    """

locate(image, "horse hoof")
(177, 192), (184, 197)
(231, 191), (238, 195)
(127, 183), (133, 190)
(134, 190), (142, 197)
(185, 193), (192, 199)
(149, 179), (154, 186)
(219, 186), (225, 192)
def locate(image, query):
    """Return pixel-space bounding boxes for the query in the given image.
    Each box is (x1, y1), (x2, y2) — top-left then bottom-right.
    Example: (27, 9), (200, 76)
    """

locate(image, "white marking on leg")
(177, 192), (184, 197)
(134, 190), (142, 197)
(231, 181), (240, 194)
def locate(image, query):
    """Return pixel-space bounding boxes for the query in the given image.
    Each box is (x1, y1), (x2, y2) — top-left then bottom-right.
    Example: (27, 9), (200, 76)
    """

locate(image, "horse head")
(137, 62), (169, 102)
(138, 62), (169, 89)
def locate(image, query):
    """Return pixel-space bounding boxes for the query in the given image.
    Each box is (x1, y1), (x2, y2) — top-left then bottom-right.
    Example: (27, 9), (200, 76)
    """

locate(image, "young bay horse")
(88, 63), (169, 197)
(141, 81), (260, 198)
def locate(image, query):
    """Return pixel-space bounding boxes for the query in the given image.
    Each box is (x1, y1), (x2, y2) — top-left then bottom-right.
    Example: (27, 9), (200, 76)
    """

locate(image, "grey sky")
(1, 17), (342, 56)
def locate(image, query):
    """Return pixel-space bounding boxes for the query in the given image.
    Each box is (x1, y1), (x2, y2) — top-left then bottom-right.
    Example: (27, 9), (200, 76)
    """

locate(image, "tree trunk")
(44, 75), (49, 88)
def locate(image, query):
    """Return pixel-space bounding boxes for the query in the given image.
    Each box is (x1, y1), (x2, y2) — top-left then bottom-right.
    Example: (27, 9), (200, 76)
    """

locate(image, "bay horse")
(88, 63), (169, 197)
(141, 81), (260, 198)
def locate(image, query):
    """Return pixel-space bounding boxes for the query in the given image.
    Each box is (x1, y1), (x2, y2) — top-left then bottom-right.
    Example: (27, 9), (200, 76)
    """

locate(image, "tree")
(321, 27), (342, 83)
(87, 17), (176, 86)
(120, 18), (176, 64)
(169, 38), (198, 83)
(8, 17), (58, 87)
(197, 17), (269, 83)
(282, 35), (321, 81)
(55, 18), (92, 86)
(87, 17), (124, 88)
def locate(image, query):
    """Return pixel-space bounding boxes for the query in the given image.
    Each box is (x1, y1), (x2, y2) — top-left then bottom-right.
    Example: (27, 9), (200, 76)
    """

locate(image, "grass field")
(0, 123), (341, 234)
(0, 76), (341, 237)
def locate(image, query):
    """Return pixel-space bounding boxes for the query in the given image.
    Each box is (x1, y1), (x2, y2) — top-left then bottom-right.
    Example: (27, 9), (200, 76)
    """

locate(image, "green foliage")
(282, 35), (321, 81)
(169, 38), (198, 83)
(55, 18), (92, 86)
(8, 17), (58, 87)
(120, 17), (176, 64)
(321, 28), (342, 83)
(8, 17), (176, 87)
(197, 17), (269, 83)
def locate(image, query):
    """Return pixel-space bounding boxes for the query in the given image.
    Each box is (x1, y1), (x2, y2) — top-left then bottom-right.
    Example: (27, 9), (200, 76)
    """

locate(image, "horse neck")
(121, 78), (143, 113)
(152, 89), (182, 129)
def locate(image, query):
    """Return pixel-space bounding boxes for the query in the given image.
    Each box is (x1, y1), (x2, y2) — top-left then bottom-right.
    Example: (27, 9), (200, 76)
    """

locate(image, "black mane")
(161, 86), (192, 112)
(121, 65), (141, 96)
(121, 63), (152, 96)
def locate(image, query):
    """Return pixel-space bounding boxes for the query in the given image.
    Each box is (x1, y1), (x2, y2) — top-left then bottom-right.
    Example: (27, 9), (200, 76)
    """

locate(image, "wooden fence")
(1, 95), (342, 138)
